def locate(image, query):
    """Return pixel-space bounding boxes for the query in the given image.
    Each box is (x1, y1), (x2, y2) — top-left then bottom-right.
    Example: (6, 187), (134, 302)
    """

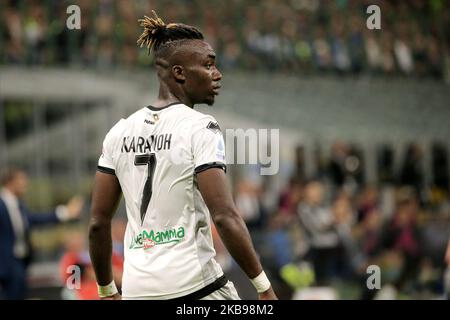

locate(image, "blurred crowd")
(1, 0), (449, 80)
(218, 141), (450, 300)
(2, 140), (450, 300)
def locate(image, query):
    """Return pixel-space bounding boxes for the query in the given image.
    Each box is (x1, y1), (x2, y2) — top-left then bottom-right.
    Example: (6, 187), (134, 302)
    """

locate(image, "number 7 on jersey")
(134, 153), (157, 224)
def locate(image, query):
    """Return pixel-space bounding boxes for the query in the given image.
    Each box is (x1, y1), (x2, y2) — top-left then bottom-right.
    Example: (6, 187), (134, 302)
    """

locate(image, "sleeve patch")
(206, 121), (221, 133)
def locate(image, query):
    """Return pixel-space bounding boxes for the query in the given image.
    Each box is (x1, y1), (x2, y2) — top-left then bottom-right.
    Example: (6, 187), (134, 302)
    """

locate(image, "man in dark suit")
(445, 238), (450, 300)
(0, 168), (83, 299)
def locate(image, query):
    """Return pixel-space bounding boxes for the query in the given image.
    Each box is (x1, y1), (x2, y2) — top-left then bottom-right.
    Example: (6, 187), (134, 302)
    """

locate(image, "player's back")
(98, 102), (226, 299)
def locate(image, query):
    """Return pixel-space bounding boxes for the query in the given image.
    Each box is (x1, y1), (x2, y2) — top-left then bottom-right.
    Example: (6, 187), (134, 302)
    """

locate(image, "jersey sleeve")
(97, 120), (122, 175)
(191, 116), (226, 174)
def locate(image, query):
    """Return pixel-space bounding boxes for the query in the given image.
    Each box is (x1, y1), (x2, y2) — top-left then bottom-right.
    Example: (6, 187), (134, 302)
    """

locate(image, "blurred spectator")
(2, 5), (24, 64)
(380, 31), (396, 75)
(297, 179), (340, 285)
(445, 238), (450, 299)
(278, 176), (303, 218)
(412, 32), (429, 78)
(330, 15), (351, 74)
(264, 177), (303, 273)
(24, 2), (48, 65)
(0, 168), (83, 299)
(59, 225), (123, 300)
(312, 26), (333, 72)
(357, 208), (384, 259)
(364, 31), (383, 74)
(235, 180), (267, 232)
(382, 189), (423, 292)
(394, 22), (414, 75)
(332, 192), (364, 276)
(328, 141), (349, 188)
(399, 143), (425, 196)
(348, 14), (365, 74)
(59, 229), (97, 300)
(356, 185), (380, 222)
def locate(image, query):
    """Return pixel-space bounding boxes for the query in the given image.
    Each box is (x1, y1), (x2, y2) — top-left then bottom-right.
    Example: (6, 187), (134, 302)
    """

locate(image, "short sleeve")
(192, 116), (226, 174)
(97, 121), (122, 175)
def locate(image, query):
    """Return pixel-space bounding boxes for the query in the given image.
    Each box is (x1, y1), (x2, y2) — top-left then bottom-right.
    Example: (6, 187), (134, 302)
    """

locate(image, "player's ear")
(172, 65), (185, 83)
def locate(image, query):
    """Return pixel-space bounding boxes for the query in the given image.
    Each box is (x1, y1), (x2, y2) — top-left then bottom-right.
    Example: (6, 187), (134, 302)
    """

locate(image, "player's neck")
(155, 85), (194, 109)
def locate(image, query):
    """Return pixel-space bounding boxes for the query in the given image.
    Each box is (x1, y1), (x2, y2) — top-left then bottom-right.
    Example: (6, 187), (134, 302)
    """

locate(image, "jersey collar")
(147, 102), (182, 112)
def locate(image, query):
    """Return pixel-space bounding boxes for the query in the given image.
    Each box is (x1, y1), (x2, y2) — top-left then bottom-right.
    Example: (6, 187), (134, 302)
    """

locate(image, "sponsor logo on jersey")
(129, 226), (185, 250)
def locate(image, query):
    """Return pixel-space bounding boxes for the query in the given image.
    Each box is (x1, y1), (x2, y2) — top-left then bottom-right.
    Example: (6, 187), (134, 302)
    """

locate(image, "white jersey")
(98, 102), (227, 299)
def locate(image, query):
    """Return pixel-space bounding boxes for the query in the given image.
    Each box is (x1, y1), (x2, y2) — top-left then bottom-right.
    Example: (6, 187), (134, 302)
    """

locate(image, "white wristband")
(97, 280), (118, 298)
(55, 205), (70, 222)
(250, 271), (271, 293)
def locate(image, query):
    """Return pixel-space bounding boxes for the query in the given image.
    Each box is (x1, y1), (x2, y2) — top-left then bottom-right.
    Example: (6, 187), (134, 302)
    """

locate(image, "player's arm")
(197, 168), (277, 300)
(88, 171), (122, 300)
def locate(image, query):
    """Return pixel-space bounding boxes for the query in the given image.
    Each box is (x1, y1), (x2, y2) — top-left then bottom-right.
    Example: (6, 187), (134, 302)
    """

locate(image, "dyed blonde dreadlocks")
(137, 11), (204, 56)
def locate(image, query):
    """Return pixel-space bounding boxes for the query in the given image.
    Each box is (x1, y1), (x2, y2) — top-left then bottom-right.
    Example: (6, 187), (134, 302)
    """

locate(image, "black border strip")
(170, 275), (227, 300)
(147, 102), (182, 111)
(97, 165), (116, 175)
(195, 162), (227, 174)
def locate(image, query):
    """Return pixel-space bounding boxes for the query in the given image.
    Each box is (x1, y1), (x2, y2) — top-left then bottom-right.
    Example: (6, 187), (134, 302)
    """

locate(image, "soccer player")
(88, 12), (277, 300)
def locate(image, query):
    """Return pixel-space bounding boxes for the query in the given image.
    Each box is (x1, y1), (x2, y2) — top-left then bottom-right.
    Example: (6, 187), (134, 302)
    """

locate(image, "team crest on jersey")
(206, 121), (221, 133)
(144, 114), (160, 125)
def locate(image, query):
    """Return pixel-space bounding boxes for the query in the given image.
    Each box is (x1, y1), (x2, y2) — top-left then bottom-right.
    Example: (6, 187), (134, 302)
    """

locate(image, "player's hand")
(100, 293), (122, 300)
(65, 195), (84, 219)
(258, 287), (278, 300)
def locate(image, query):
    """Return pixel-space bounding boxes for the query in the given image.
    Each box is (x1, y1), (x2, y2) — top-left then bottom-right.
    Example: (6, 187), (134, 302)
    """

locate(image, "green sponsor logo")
(129, 227), (185, 250)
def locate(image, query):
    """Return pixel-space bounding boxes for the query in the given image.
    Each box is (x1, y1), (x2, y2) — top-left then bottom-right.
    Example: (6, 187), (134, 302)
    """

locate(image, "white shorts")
(200, 281), (241, 300)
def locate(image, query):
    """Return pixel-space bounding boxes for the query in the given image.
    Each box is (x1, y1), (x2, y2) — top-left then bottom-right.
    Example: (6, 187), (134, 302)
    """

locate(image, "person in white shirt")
(88, 11), (277, 300)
